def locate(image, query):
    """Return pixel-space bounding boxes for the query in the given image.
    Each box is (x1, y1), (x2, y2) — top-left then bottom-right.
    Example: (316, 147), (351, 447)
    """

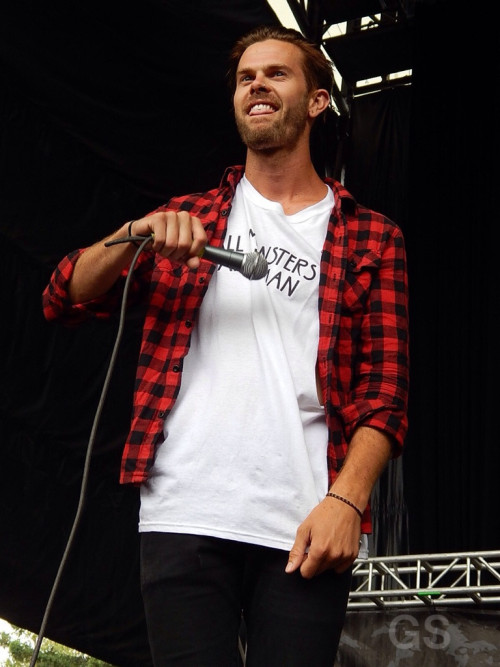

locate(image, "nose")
(250, 71), (269, 93)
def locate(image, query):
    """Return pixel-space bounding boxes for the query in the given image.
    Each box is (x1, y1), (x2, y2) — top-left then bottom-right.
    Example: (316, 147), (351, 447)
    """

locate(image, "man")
(43, 25), (409, 666)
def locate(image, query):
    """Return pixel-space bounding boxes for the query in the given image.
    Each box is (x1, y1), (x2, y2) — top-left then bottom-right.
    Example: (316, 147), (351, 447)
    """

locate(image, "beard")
(235, 93), (310, 152)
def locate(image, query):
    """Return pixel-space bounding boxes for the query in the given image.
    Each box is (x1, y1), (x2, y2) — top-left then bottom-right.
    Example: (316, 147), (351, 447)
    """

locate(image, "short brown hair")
(227, 25), (333, 96)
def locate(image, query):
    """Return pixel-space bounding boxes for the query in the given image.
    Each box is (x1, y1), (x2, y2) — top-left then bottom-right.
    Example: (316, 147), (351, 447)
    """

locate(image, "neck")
(244, 144), (327, 215)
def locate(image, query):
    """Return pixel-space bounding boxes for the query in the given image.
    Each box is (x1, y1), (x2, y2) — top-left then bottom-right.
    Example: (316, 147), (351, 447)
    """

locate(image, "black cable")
(30, 234), (153, 666)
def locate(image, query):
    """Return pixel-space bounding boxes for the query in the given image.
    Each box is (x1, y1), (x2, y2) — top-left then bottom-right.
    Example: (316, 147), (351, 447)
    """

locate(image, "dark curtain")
(344, 86), (411, 229)
(402, 1), (498, 555)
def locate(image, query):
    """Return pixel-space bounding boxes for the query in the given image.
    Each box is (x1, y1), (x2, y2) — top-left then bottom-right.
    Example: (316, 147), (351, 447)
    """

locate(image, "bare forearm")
(69, 222), (135, 304)
(68, 209), (209, 304)
(329, 425), (393, 513)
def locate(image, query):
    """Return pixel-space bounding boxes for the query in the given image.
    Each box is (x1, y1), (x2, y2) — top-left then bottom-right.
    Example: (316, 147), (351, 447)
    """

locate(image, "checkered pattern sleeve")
(42, 241), (154, 325)
(339, 214), (409, 449)
(319, 183), (409, 479)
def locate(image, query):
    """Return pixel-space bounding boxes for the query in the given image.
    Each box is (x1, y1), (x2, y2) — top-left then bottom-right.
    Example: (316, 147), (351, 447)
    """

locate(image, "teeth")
(249, 103), (275, 115)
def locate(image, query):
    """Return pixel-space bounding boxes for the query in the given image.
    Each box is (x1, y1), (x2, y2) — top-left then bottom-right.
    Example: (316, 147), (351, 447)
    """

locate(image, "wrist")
(326, 492), (363, 519)
(126, 219), (141, 247)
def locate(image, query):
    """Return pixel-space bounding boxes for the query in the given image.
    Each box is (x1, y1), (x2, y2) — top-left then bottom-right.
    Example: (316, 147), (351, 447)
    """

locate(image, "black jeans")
(140, 532), (352, 667)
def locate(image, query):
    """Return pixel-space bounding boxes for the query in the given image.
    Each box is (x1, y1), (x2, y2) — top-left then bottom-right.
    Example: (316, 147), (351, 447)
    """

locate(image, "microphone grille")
(241, 251), (268, 280)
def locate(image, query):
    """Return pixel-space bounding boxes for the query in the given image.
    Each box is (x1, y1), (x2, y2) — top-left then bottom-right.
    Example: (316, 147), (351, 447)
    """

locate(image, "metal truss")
(280, 0), (415, 116)
(348, 550), (500, 610)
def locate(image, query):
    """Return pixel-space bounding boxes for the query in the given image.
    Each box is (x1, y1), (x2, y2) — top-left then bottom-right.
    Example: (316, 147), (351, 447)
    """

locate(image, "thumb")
(285, 537), (309, 574)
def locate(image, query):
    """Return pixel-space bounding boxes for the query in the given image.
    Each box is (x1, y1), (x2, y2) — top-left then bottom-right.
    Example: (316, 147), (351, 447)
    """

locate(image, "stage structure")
(337, 551), (500, 665)
(349, 550), (500, 609)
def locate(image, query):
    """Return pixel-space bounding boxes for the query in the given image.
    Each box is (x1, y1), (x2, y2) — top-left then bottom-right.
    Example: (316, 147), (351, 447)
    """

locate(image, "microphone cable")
(30, 233), (152, 666)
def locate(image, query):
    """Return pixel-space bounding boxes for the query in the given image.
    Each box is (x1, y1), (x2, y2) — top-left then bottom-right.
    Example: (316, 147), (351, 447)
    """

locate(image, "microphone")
(200, 245), (268, 280)
(105, 232), (268, 280)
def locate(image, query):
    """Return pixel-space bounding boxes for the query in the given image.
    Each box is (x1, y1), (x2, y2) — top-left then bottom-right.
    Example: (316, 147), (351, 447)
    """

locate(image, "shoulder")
(327, 178), (403, 236)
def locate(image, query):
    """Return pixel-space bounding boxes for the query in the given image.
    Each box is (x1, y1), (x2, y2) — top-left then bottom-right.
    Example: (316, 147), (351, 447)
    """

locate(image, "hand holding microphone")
(126, 210), (268, 280)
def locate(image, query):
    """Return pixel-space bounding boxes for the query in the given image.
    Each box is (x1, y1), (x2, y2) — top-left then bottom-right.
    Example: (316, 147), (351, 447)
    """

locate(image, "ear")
(308, 89), (330, 118)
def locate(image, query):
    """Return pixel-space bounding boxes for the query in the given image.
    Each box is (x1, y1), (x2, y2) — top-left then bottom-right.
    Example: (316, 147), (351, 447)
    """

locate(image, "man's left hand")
(285, 496), (361, 578)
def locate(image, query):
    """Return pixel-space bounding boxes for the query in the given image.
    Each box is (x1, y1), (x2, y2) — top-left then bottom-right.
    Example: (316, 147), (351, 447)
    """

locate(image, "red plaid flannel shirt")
(43, 166), (409, 532)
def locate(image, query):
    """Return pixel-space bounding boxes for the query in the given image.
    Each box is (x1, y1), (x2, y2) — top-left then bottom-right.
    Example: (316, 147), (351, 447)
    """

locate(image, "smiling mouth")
(248, 103), (277, 116)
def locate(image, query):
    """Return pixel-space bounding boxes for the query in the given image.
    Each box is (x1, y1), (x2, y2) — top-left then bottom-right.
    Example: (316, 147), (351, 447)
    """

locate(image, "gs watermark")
(388, 613), (451, 650)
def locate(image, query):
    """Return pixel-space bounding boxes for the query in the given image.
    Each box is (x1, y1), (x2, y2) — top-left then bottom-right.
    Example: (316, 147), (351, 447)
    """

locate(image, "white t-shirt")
(139, 176), (334, 551)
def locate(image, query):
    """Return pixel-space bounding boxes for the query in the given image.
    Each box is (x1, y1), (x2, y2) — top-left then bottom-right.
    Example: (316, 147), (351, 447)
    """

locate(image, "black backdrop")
(1, 1), (498, 664)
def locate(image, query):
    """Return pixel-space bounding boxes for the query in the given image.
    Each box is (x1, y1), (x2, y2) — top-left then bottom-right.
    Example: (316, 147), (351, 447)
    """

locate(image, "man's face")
(233, 39), (313, 152)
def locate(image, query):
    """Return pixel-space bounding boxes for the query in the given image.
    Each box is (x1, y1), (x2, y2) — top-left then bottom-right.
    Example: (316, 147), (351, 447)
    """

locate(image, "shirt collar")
(220, 165), (357, 216)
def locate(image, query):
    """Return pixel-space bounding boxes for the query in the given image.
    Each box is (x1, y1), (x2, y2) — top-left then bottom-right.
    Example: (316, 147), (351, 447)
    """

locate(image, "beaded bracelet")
(326, 492), (363, 519)
(127, 220), (140, 247)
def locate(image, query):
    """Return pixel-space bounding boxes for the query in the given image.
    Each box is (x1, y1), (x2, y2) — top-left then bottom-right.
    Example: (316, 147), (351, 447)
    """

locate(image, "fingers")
(286, 502), (361, 579)
(132, 210), (207, 264)
(285, 537), (309, 575)
(301, 546), (355, 578)
(293, 540), (357, 579)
